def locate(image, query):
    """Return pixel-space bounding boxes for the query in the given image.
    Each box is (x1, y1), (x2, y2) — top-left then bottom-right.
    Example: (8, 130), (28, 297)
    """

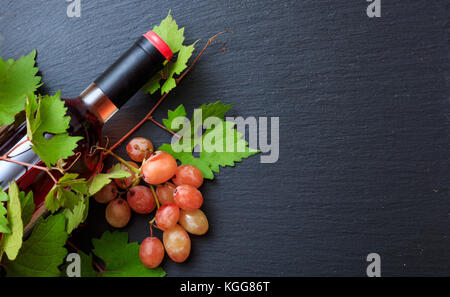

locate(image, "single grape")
(105, 198), (131, 228)
(141, 151), (177, 185)
(172, 165), (204, 188)
(139, 237), (165, 268)
(112, 161), (140, 189)
(179, 209), (209, 235)
(155, 203), (180, 231)
(156, 182), (176, 205)
(126, 137), (154, 163)
(94, 182), (118, 204)
(163, 224), (191, 263)
(126, 185), (156, 214)
(174, 184), (203, 211)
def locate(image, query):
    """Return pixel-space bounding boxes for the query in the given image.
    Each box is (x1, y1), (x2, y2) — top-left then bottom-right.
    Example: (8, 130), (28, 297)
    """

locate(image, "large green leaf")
(4, 214), (68, 276)
(0, 50), (41, 125)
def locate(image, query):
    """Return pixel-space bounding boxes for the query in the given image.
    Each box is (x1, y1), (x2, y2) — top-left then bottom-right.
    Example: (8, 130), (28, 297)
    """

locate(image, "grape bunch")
(93, 137), (209, 268)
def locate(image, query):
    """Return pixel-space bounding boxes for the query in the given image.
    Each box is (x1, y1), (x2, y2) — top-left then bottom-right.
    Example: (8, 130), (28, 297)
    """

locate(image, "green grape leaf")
(0, 182), (23, 261)
(4, 214), (68, 277)
(142, 13), (196, 95)
(0, 188), (10, 234)
(162, 104), (187, 131)
(63, 196), (88, 234)
(87, 164), (131, 195)
(160, 43), (197, 94)
(201, 121), (259, 173)
(197, 101), (234, 121)
(0, 50), (41, 125)
(152, 11), (185, 54)
(142, 71), (163, 95)
(45, 188), (81, 213)
(92, 230), (166, 277)
(45, 173), (87, 213)
(19, 191), (34, 227)
(58, 173), (88, 195)
(159, 102), (259, 180)
(25, 92), (83, 167)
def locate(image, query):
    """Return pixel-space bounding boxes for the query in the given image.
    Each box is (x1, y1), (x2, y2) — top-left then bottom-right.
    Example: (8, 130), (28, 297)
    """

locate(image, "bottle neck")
(79, 33), (170, 125)
(79, 83), (118, 125)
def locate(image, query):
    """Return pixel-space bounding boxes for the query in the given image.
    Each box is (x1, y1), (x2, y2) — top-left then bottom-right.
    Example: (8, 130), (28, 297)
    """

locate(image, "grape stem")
(108, 31), (232, 152)
(150, 184), (160, 210)
(93, 146), (141, 175)
(149, 223), (154, 237)
(148, 185), (160, 227)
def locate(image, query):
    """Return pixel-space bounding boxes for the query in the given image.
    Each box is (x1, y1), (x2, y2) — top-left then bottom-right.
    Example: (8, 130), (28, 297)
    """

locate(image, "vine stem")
(108, 31), (232, 152)
(0, 155), (58, 184)
(148, 117), (181, 138)
(5, 138), (29, 157)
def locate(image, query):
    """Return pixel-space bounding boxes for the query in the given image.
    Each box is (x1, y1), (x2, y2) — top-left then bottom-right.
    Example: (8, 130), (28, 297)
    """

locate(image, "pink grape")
(142, 151), (177, 185)
(155, 203), (180, 231)
(163, 224), (191, 263)
(126, 137), (154, 163)
(105, 198), (131, 228)
(172, 165), (204, 188)
(139, 237), (165, 268)
(174, 184), (203, 211)
(156, 182), (176, 205)
(112, 161), (140, 189)
(126, 185), (156, 214)
(94, 182), (118, 204)
(179, 209), (209, 235)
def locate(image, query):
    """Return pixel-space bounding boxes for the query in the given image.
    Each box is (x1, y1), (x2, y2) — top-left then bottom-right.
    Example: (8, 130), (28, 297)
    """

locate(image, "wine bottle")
(0, 30), (173, 211)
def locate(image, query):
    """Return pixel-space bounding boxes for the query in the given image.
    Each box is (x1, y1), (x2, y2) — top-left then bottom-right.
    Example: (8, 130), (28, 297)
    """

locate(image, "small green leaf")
(142, 13), (197, 95)
(63, 196), (87, 234)
(59, 173), (88, 195)
(197, 101), (234, 121)
(44, 173), (88, 213)
(19, 191), (34, 227)
(152, 11), (185, 54)
(162, 104), (187, 131)
(0, 182), (23, 261)
(0, 187), (10, 234)
(44, 187), (59, 213)
(88, 164), (131, 195)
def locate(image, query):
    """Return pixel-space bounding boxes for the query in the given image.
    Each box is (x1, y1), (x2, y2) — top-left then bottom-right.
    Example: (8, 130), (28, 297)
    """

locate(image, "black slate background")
(1, 0), (449, 276)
